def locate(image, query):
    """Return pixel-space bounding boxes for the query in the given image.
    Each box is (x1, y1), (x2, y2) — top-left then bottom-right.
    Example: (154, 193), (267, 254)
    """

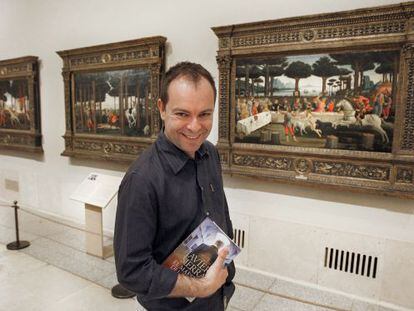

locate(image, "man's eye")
(175, 112), (187, 117)
(200, 112), (212, 118)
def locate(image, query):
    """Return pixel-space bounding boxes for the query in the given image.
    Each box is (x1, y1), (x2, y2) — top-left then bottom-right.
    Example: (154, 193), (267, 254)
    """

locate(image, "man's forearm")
(168, 274), (208, 298)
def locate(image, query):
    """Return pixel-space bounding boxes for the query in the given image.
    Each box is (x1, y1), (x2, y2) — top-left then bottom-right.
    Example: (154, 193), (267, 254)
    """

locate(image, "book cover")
(162, 217), (241, 280)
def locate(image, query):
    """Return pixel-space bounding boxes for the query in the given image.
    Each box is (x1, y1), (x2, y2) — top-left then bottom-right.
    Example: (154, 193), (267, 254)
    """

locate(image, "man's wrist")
(169, 274), (211, 298)
(188, 276), (207, 297)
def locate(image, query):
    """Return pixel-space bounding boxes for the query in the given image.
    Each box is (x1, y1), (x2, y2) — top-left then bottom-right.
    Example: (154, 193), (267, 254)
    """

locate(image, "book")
(162, 216), (241, 283)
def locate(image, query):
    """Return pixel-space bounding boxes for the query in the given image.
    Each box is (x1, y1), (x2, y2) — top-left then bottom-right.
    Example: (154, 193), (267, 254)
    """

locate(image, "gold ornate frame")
(57, 36), (166, 162)
(0, 56), (42, 153)
(212, 3), (414, 198)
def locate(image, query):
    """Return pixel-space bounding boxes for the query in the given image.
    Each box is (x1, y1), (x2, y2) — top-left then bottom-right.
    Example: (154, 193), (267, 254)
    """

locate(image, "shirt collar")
(156, 130), (209, 175)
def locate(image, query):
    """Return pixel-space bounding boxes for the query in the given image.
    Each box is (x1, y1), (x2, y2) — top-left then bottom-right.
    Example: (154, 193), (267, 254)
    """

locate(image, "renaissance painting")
(57, 36), (166, 162)
(0, 56), (42, 153)
(235, 50), (398, 153)
(74, 68), (152, 137)
(0, 79), (31, 131)
(213, 2), (414, 197)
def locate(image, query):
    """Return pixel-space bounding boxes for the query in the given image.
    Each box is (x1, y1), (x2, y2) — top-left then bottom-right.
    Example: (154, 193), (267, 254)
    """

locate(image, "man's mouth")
(182, 133), (202, 140)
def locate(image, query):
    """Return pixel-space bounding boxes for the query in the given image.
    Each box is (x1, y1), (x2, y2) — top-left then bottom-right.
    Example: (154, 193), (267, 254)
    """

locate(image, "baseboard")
(234, 264), (410, 311)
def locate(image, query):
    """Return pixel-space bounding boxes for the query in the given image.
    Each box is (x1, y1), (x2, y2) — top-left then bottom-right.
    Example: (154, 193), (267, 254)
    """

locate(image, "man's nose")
(187, 117), (201, 132)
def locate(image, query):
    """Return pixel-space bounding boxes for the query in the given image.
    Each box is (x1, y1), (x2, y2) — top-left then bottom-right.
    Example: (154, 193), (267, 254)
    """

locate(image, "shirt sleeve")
(114, 171), (178, 300)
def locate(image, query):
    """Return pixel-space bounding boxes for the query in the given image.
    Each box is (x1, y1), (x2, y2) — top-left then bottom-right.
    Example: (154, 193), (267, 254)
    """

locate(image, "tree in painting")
(329, 53), (375, 91)
(284, 61), (312, 92)
(372, 51), (397, 83)
(312, 56), (342, 94)
(267, 57), (288, 97)
(75, 73), (110, 133)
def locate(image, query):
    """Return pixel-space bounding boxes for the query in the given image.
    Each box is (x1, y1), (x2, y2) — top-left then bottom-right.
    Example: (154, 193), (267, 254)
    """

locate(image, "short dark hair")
(159, 61), (216, 105)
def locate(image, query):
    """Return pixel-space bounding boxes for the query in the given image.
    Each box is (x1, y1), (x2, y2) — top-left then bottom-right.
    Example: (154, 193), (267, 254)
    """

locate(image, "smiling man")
(159, 66), (214, 158)
(114, 62), (235, 311)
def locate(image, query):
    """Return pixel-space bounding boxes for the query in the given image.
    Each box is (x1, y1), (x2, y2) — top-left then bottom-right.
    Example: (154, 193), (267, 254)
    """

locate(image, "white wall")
(1, 0), (413, 308)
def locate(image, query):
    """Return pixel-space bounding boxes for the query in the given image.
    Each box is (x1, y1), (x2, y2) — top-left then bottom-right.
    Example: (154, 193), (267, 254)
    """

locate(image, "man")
(114, 62), (235, 310)
(352, 95), (372, 113)
(270, 98), (279, 112)
(282, 106), (297, 143)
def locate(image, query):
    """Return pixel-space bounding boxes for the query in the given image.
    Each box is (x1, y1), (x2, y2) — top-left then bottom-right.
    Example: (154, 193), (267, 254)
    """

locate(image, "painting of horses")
(235, 50), (398, 152)
(74, 68), (152, 137)
(0, 79), (31, 131)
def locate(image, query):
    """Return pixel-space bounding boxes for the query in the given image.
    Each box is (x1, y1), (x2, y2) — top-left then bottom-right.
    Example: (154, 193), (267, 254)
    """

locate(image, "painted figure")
(283, 107), (297, 142)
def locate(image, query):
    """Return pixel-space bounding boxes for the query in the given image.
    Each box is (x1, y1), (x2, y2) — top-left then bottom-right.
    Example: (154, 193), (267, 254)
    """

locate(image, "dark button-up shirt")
(114, 131), (235, 311)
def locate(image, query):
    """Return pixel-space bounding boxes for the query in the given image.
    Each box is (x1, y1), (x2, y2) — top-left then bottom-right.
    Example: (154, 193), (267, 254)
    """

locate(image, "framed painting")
(212, 2), (414, 198)
(57, 36), (166, 162)
(0, 56), (42, 153)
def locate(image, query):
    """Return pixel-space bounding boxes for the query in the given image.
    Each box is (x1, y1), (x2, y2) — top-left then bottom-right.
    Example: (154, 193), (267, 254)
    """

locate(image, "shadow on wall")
(223, 175), (414, 215)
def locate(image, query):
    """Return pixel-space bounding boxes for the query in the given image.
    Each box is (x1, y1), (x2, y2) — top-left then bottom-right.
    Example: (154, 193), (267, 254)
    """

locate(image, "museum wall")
(1, 0), (413, 308)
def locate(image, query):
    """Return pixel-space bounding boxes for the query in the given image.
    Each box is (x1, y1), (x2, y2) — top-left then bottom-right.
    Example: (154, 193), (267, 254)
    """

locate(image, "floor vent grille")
(233, 228), (246, 249)
(324, 247), (378, 278)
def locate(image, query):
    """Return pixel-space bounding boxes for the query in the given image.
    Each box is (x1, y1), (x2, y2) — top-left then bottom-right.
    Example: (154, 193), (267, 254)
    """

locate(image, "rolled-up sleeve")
(114, 171), (178, 300)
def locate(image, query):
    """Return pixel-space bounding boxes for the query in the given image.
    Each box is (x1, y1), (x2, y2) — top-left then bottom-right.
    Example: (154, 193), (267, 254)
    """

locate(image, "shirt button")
(201, 186), (204, 191)
(206, 211), (210, 216)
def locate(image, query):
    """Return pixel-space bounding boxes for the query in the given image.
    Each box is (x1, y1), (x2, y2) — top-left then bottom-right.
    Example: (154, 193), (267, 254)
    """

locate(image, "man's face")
(158, 76), (215, 158)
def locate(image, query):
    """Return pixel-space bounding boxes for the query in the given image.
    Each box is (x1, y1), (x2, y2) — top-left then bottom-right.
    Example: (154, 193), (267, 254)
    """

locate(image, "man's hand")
(198, 247), (229, 297)
(168, 247), (229, 298)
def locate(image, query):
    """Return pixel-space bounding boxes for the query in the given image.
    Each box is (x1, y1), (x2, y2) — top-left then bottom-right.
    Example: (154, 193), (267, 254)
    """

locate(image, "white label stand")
(70, 173), (122, 259)
(84, 203), (113, 258)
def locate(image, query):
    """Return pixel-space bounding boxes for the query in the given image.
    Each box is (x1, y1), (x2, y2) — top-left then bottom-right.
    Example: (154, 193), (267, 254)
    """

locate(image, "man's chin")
(180, 143), (202, 157)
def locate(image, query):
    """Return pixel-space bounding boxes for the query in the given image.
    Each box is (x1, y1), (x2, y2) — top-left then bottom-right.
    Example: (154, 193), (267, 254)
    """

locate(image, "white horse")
(358, 114), (389, 143)
(332, 99), (389, 143)
(143, 124), (150, 135)
(293, 118), (322, 137)
(333, 99), (356, 127)
(125, 107), (136, 128)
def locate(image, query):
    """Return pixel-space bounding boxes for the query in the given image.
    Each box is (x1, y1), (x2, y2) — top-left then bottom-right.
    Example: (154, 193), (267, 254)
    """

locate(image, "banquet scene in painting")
(235, 51), (398, 152)
(74, 68), (153, 137)
(0, 79), (31, 131)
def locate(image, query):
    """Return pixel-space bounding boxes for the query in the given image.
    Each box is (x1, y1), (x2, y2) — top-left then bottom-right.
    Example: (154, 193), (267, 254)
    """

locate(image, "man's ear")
(157, 99), (166, 120)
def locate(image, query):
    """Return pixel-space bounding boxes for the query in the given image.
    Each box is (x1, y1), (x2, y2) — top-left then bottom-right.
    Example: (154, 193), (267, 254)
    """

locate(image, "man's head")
(160, 62), (216, 105)
(157, 62), (216, 158)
